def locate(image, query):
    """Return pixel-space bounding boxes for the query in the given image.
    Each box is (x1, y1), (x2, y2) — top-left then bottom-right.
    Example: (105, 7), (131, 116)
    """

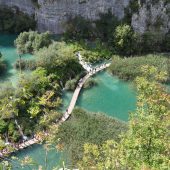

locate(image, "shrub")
(64, 16), (94, 40)
(109, 55), (169, 81)
(95, 10), (120, 42)
(114, 24), (137, 56)
(83, 78), (97, 89)
(35, 42), (83, 85)
(15, 31), (52, 54)
(65, 79), (77, 91)
(0, 7), (36, 33)
(14, 59), (36, 70)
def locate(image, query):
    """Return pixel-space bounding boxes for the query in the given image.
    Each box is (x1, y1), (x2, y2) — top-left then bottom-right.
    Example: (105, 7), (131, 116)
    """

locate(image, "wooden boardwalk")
(59, 63), (111, 124)
(0, 60), (110, 157)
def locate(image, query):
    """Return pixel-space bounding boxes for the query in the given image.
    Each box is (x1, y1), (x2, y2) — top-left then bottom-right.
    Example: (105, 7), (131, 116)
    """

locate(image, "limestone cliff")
(132, 0), (170, 34)
(0, 0), (35, 15)
(36, 0), (130, 33)
(0, 0), (169, 34)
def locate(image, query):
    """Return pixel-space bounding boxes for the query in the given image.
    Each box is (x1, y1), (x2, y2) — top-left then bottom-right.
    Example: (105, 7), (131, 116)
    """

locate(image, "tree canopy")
(15, 31), (52, 54)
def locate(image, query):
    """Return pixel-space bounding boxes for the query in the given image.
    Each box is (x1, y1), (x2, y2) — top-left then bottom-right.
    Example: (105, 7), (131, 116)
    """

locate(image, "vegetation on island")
(14, 31), (52, 54)
(0, 68), (63, 143)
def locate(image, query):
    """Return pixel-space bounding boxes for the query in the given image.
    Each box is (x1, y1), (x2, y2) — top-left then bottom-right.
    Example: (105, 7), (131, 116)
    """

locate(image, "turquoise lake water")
(11, 144), (65, 170)
(63, 71), (137, 121)
(0, 33), (33, 85)
(1, 33), (169, 169)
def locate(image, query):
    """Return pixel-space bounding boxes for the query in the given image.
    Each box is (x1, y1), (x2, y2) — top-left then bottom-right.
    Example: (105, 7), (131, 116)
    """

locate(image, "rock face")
(0, 0), (130, 34)
(0, 0), (169, 34)
(0, 0), (35, 15)
(132, 0), (170, 34)
(36, 0), (130, 33)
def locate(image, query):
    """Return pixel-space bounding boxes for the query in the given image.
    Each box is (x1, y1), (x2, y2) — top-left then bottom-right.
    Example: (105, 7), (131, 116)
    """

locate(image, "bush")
(109, 55), (169, 81)
(95, 10), (120, 42)
(65, 79), (77, 91)
(114, 24), (137, 56)
(35, 42), (83, 85)
(15, 31), (52, 54)
(0, 53), (7, 75)
(64, 16), (94, 40)
(0, 7), (36, 33)
(83, 78), (97, 89)
(14, 59), (36, 70)
(139, 31), (164, 54)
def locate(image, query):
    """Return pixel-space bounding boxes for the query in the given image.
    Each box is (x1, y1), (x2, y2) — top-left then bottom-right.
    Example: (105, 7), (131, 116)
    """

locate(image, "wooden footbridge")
(58, 62), (111, 124)
(0, 53), (111, 157)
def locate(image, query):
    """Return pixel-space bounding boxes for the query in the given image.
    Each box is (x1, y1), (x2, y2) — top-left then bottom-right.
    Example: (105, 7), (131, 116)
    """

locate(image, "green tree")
(114, 24), (137, 56)
(119, 65), (170, 169)
(15, 31), (51, 54)
(0, 7), (36, 33)
(79, 65), (169, 169)
(0, 52), (7, 75)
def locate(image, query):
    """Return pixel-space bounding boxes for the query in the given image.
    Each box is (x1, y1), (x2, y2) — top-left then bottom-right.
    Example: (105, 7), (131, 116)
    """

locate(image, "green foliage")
(0, 7), (36, 33)
(35, 42), (83, 85)
(49, 108), (127, 165)
(139, 31), (165, 53)
(83, 77), (97, 89)
(0, 119), (7, 134)
(109, 55), (169, 81)
(65, 79), (77, 91)
(14, 59), (36, 70)
(0, 53), (7, 75)
(114, 24), (137, 56)
(118, 66), (170, 169)
(123, 0), (140, 24)
(79, 66), (170, 170)
(64, 16), (94, 40)
(15, 31), (52, 54)
(160, 31), (170, 52)
(0, 67), (62, 142)
(78, 140), (119, 169)
(94, 10), (120, 42)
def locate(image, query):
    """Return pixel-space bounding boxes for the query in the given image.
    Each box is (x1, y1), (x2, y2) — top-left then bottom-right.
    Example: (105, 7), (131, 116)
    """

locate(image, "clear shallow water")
(11, 144), (64, 170)
(0, 33), (33, 85)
